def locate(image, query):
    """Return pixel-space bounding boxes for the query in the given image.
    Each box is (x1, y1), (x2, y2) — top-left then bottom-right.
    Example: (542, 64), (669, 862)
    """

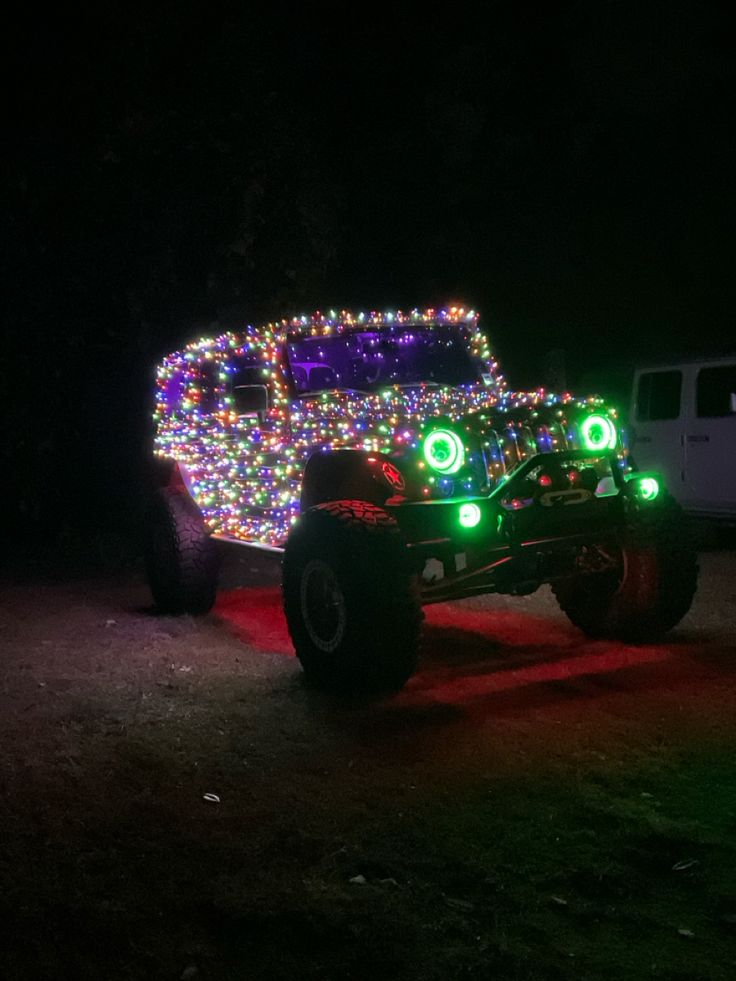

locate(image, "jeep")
(146, 306), (697, 692)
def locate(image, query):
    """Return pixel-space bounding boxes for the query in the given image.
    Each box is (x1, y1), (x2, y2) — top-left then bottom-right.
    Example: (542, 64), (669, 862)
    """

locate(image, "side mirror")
(233, 384), (269, 417)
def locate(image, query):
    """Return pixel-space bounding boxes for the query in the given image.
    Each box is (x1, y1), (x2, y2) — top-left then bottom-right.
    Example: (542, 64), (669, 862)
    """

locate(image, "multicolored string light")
(154, 307), (625, 546)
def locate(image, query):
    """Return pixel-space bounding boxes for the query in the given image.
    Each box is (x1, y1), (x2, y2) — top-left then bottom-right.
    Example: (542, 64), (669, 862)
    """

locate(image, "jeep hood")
(292, 383), (624, 475)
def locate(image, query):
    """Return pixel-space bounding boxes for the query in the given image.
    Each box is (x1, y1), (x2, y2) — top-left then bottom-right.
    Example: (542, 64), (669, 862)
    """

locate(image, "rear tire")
(282, 500), (422, 693)
(553, 506), (697, 642)
(145, 488), (219, 614)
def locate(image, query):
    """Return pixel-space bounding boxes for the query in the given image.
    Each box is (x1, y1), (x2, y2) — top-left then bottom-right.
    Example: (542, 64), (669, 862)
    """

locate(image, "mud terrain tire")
(553, 506), (697, 642)
(145, 488), (219, 614)
(282, 500), (422, 693)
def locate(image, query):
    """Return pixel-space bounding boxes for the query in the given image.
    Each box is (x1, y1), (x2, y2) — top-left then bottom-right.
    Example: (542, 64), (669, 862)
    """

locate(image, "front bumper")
(385, 450), (657, 603)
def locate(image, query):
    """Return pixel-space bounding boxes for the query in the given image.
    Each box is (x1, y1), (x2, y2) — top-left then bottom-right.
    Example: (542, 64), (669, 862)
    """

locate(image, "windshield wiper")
(385, 382), (441, 390)
(296, 387), (371, 398)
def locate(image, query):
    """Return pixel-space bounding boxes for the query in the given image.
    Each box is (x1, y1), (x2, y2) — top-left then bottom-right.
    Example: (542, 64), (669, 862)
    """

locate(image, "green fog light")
(424, 429), (465, 474)
(636, 476), (660, 501)
(458, 502), (482, 528)
(580, 414), (617, 451)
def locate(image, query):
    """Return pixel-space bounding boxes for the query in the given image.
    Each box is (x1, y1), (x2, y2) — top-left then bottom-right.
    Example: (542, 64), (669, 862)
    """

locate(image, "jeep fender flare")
(300, 450), (406, 510)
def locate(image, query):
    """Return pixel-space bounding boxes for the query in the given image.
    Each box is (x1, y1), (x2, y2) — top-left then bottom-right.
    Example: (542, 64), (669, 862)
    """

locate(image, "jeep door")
(631, 368), (685, 500)
(686, 361), (736, 517)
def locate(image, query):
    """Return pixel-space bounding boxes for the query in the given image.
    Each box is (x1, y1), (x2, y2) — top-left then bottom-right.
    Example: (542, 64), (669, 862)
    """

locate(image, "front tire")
(282, 501), (422, 693)
(145, 488), (219, 614)
(553, 507), (697, 642)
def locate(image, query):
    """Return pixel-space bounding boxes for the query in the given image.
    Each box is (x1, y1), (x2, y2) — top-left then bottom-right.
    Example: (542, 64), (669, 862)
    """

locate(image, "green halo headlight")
(458, 502), (482, 528)
(636, 476), (660, 501)
(580, 414), (617, 451)
(423, 429), (465, 474)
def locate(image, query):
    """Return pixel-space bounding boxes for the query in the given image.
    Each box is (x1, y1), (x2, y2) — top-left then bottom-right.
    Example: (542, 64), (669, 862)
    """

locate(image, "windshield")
(286, 325), (487, 395)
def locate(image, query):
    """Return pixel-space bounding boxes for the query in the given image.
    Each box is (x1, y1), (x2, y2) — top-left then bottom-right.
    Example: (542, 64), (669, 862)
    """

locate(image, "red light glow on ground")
(216, 587), (294, 654)
(213, 577), (736, 743)
(213, 587), (697, 712)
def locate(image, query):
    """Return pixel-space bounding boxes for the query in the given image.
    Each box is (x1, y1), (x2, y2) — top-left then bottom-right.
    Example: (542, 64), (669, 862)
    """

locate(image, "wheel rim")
(578, 542), (627, 596)
(300, 559), (347, 652)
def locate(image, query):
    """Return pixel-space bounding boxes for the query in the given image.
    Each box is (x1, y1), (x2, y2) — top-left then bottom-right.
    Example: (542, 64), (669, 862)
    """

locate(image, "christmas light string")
(154, 307), (624, 545)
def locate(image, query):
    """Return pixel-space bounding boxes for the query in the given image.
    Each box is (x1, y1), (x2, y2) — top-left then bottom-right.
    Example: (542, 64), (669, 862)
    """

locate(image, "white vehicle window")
(696, 364), (736, 418)
(636, 370), (682, 421)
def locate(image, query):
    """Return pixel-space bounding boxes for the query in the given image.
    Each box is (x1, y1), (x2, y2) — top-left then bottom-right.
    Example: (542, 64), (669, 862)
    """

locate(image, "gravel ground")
(0, 545), (734, 980)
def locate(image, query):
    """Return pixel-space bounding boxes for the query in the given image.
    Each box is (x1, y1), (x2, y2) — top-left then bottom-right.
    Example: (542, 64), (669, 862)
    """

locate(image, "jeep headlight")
(423, 429), (465, 474)
(580, 414), (617, 451)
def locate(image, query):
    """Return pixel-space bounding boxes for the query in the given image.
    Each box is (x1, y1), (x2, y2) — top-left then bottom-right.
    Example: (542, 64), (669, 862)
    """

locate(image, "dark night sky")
(3, 1), (734, 541)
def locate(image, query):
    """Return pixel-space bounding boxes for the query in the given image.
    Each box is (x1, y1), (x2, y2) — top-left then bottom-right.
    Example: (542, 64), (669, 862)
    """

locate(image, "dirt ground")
(1, 543), (735, 980)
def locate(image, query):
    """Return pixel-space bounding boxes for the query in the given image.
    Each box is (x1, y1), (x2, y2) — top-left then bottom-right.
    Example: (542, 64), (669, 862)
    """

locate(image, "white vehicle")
(631, 357), (736, 521)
